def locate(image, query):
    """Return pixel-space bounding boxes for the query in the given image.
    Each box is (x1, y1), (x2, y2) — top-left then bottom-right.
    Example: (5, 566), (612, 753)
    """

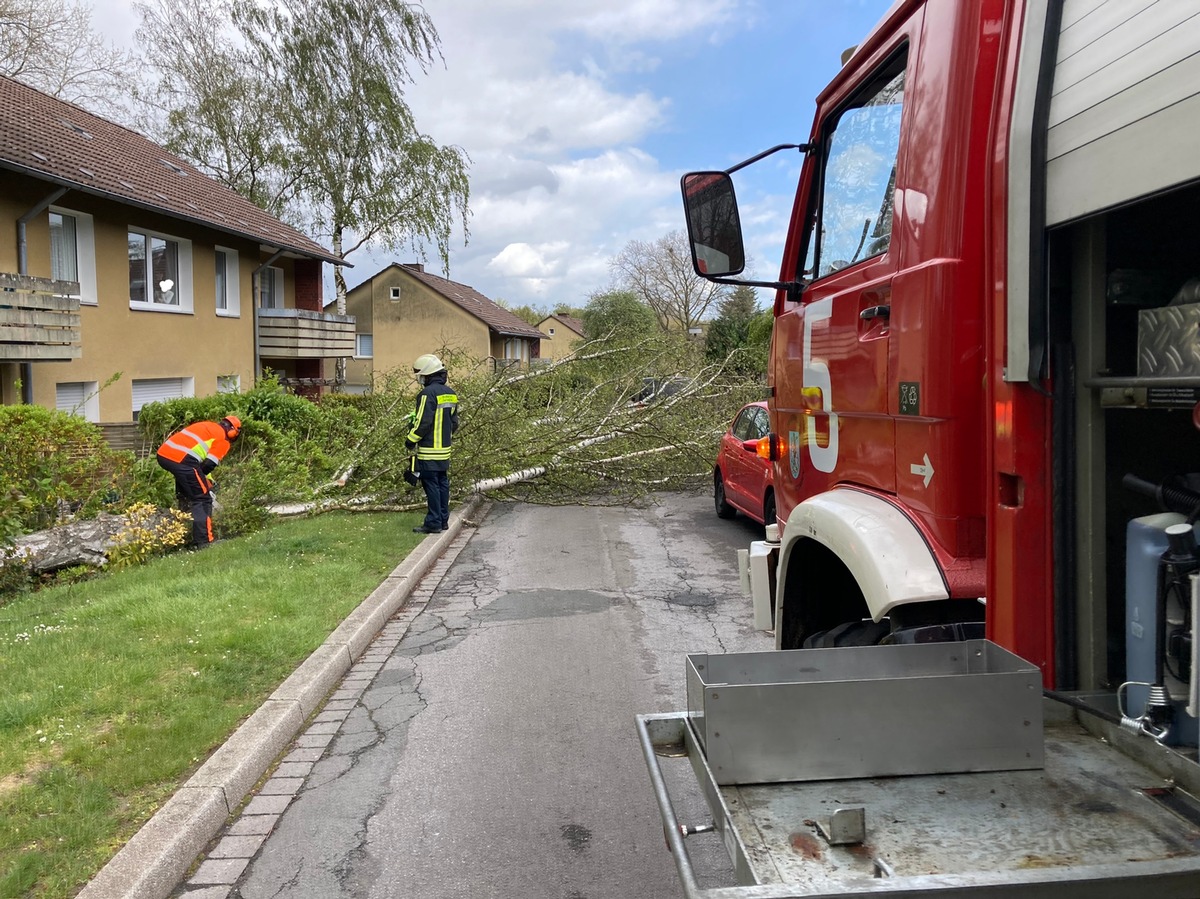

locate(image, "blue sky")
(91, 0), (894, 310)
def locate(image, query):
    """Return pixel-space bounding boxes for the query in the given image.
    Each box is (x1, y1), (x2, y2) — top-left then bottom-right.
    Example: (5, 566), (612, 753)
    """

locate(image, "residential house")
(341, 262), (543, 391)
(0, 75), (352, 425)
(535, 313), (585, 362)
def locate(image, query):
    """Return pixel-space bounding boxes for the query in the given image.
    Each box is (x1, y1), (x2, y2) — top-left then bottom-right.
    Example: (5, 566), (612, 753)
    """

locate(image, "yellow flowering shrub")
(107, 503), (192, 570)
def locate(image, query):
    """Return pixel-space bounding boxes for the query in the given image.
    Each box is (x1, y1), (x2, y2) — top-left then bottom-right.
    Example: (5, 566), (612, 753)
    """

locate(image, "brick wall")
(294, 259), (324, 312)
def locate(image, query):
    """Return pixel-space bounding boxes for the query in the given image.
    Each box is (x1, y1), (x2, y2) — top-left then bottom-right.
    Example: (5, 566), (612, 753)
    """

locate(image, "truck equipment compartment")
(641, 644), (1200, 898)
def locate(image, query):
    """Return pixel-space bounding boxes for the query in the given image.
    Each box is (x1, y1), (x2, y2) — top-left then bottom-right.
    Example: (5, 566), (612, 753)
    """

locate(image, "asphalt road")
(204, 493), (773, 899)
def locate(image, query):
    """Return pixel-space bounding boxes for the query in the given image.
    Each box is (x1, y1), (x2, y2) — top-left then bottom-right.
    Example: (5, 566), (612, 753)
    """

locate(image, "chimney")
(403, 262), (425, 273)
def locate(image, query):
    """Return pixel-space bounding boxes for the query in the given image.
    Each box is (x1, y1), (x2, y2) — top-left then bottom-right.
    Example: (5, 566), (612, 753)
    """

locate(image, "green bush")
(0, 546), (31, 602)
(0, 406), (134, 537)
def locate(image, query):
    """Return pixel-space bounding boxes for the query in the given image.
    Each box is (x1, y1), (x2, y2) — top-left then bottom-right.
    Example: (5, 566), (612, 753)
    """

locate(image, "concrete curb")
(77, 495), (486, 899)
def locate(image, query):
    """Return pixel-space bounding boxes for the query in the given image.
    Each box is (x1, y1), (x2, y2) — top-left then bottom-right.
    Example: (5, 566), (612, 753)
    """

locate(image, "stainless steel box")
(686, 640), (1043, 785)
(1138, 302), (1200, 377)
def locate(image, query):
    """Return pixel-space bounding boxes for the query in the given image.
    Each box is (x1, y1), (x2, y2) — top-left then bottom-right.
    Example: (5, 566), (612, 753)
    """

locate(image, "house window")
(129, 227), (192, 311)
(217, 374), (240, 394)
(49, 207), (97, 304)
(215, 247), (240, 316)
(259, 265), (283, 309)
(503, 337), (528, 363)
(49, 212), (77, 282)
(131, 377), (192, 422)
(55, 381), (99, 422)
(548, 327), (556, 335)
(356, 333), (373, 358)
(390, 286), (401, 301)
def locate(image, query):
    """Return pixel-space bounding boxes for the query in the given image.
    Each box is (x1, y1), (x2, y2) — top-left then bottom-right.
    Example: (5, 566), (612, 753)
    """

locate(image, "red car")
(713, 401), (775, 525)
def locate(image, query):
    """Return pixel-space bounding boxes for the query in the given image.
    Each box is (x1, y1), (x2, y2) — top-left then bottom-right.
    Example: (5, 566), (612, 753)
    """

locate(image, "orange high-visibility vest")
(156, 421), (232, 469)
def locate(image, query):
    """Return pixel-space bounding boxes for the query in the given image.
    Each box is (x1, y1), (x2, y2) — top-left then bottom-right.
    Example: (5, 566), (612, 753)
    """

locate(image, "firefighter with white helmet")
(406, 354), (459, 533)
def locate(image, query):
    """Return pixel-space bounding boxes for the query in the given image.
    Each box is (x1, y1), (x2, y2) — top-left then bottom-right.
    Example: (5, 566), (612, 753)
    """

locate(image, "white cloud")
(82, 0), (889, 309)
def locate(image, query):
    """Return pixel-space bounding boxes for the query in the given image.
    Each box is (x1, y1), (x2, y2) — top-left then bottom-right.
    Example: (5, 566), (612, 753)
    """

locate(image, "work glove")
(404, 439), (417, 451)
(403, 469), (420, 486)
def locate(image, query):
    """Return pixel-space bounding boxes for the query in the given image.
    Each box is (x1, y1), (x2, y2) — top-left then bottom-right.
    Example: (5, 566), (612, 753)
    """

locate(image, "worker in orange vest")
(155, 416), (242, 546)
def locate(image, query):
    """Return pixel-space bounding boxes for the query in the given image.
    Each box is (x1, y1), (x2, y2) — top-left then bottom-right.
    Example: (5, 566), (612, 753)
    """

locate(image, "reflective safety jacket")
(407, 372), (459, 470)
(156, 421), (233, 474)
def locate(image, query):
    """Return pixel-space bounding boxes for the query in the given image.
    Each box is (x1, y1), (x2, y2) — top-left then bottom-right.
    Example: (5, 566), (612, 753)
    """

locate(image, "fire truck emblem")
(789, 430), (801, 479)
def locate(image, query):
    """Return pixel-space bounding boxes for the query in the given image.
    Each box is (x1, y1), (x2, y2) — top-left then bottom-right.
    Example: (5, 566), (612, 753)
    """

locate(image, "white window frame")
(355, 333), (373, 358)
(128, 226), (194, 313)
(49, 206), (97, 305)
(214, 246), (241, 317)
(131, 377), (194, 422)
(55, 381), (99, 422)
(390, 286), (401, 301)
(259, 265), (284, 309)
(217, 374), (241, 394)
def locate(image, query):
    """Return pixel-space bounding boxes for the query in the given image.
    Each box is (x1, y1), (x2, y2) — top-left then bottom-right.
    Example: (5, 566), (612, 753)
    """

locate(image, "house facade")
(535, 313), (585, 362)
(0, 75), (352, 423)
(342, 263), (543, 391)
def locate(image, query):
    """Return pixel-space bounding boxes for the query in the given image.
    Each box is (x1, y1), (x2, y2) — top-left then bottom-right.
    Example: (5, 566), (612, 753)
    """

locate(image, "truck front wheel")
(777, 538), (881, 650)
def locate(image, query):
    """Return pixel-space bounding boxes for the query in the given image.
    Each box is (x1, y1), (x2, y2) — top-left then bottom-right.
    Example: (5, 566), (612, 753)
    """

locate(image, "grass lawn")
(0, 510), (425, 898)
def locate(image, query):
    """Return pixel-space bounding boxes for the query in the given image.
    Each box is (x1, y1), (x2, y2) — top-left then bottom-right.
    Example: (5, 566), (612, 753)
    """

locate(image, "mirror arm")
(705, 275), (806, 302)
(724, 143), (812, 175)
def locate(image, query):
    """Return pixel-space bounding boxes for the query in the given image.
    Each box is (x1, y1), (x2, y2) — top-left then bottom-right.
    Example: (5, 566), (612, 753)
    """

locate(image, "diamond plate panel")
(1138, 303), (1200, 377)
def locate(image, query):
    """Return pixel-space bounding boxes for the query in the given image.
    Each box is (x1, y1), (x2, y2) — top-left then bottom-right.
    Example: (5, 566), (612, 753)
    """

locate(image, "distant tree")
(552, 304), (586, 318)
(497, 301), (550, 326)
(611, 229), (730, 332)
(581, 290), (657, 341)
(705, 284), (764, 372)
(0, 0), (135, 118)
(744, 307), (773, 373)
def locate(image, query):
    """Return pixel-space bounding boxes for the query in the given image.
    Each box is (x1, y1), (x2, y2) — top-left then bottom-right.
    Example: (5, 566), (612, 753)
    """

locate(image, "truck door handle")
(859, 304), (890, 321)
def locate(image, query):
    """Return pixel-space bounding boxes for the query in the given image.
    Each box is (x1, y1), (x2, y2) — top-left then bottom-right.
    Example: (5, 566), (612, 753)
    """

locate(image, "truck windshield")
(804, 53), (905, 281)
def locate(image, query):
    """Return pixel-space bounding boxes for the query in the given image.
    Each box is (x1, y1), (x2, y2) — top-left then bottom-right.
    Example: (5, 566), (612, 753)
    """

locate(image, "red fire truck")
(638, 0), (1200, 894)
(688, 0), (1200, 703)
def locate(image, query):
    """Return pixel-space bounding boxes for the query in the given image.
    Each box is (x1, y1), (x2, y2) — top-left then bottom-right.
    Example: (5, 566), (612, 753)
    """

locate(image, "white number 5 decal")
(803, 297), (839, 473)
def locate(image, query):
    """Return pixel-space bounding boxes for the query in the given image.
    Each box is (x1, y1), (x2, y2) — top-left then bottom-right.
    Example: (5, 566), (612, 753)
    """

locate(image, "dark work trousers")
(420, 469), (450, 531)
(156, 454), (213, 545)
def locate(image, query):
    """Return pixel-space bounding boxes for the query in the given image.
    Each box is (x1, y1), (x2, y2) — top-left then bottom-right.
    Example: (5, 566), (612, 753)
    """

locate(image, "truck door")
(774, 47), (908, 501)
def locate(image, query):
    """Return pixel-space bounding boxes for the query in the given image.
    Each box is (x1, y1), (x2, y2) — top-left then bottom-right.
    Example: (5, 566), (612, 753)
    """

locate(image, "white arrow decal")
(910, 453), (934, 488)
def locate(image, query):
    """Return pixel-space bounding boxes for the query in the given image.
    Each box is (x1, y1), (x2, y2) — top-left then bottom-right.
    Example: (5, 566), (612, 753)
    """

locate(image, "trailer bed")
(638, 700), (1200, 897)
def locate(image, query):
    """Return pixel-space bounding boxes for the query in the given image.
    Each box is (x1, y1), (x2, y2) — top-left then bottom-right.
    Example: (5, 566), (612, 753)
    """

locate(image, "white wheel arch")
(777, 488), (949, 626)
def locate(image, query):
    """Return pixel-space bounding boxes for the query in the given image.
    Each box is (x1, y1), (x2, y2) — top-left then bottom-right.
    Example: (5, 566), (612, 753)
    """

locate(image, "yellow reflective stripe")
(406, 395), (429, 444)
(432, 407), (445, 451)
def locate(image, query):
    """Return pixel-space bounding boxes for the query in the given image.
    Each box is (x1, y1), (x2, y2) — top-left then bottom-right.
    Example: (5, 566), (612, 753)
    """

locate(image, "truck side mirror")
(681, 172), (747, 278)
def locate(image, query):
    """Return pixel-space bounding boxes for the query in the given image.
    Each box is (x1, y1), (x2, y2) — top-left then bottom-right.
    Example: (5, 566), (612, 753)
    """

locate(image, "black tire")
(801, 619), (891, 649)
(714, 472), (736, 519)
(762, 491), (776, 526)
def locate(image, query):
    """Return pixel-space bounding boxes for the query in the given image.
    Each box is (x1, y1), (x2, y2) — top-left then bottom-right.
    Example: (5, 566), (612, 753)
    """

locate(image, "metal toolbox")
(686, 640), (1043, 785)
(1138, 302), (1200, 377)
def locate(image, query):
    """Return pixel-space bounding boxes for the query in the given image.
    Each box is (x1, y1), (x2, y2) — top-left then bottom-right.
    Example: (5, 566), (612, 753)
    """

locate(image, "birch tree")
(235, 0), (470, 316)
(136, 0), (471, 318)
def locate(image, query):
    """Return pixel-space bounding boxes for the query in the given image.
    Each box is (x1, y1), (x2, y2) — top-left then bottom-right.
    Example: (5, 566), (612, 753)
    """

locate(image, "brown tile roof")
(395, 264), (544, 339)
(0, 75), (342, 265)
(554, 314), (585, 336)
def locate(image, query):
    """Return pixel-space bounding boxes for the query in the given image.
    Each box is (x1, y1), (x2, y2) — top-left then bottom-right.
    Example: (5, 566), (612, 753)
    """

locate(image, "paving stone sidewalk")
(172, 526), (475, 897)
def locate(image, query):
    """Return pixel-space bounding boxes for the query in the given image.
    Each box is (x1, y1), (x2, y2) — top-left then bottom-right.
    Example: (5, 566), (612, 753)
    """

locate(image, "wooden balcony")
(0, 273), (82, 362)
(257, 307), (356, 360)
